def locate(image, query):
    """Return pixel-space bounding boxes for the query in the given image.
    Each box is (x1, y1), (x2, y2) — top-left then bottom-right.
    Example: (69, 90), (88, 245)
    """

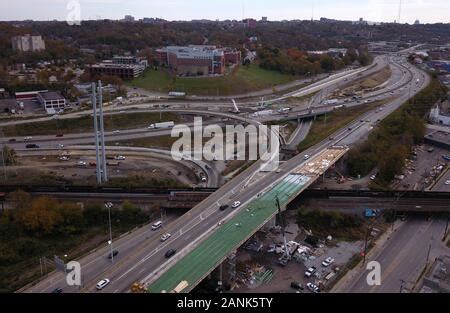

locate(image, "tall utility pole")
(105, 202), (114, 263)
(92, 83), (102, 185)
(98, 81), (108, 183)
(397, 0), (403, 24)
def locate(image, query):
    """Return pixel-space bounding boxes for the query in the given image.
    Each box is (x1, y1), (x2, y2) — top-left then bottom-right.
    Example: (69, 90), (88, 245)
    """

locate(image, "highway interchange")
(18, 50), (435, 293)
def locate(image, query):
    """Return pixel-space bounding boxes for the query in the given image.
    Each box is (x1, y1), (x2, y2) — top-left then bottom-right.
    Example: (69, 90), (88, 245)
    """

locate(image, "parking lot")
(231, 211), (365, 293)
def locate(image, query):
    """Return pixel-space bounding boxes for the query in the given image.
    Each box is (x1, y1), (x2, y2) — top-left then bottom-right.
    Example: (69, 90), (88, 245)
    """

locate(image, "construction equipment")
(130, 282), (146, 293)
(170, 280), (189, 293)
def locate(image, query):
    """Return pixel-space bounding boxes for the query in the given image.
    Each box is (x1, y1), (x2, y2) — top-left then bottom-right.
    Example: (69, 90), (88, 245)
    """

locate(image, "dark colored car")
(51, 288), (63, 293)
(56, 134), (64, 137)
(8, 138), (16, 142)
(26, 144), (39, 149)
(290, 282), (304, 290)
(165, 249), (177, 258)
(107, 250), (119, 259)
(219, 205), (229, 211)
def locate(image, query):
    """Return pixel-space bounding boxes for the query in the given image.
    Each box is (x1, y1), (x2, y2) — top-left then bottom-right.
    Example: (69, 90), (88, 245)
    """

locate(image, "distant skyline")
(2, 0), (450, 24)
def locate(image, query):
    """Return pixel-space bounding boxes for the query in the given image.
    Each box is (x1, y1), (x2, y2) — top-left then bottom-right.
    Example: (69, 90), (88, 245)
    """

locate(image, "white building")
(11, 34), (45, 52)
(430, 102), (450, 126)
(37, 91), (66, 114)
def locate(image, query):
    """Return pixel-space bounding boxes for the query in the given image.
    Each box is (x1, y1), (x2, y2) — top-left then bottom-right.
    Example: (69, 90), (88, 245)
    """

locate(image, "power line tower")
(92, 81), (108, 185)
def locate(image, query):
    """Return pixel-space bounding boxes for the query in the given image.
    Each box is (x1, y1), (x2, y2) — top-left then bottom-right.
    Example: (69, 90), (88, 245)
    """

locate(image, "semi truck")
(148, 121), (175, 129)
(168, 91), (186, 98)
(251, 110), (273, 118)
(323, 99), (339, 105)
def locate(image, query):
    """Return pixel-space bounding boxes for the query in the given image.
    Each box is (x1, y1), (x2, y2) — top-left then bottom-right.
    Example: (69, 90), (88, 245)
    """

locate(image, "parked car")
(304, 266), (317, 278)
(51, 287), (63, 293)
(445, 180), (450, 186)
(56, 133), (64, 137)
(304, 155), (310, 160)
(290, 282), (304, 290)
(322, 257), (335, 267)
(307, 282), (320, 293)
(96, 278), (110, 290)
(114, 155), (126, 161)
(165, 249), (177, 258)
(160, 233), (171, 242)
(8, 138), (16, 142)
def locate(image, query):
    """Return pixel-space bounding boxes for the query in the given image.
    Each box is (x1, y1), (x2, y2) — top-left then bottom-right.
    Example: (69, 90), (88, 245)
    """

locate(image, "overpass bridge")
(145, 147), (348, 293)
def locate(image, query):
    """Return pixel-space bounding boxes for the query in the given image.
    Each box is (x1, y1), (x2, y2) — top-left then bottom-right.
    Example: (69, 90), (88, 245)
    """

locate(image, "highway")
(22, 53), (431, 293)
(343, 218), (448, 293)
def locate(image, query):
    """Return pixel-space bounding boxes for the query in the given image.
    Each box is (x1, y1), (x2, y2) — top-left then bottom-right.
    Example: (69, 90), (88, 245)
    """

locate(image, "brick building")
(156, 45), (241, 76)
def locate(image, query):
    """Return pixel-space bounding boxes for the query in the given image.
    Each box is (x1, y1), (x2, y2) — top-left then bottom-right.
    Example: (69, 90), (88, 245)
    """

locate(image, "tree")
(9, 190), (31, 211)
(16, 197), (63, 235)
(2, 146), (17, 166)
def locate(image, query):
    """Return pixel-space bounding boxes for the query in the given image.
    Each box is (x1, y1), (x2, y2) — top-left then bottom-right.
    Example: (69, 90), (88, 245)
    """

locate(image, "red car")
(89, 162), (96, 167)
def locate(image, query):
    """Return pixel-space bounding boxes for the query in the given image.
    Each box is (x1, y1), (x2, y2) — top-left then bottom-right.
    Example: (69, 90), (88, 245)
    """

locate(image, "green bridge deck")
(148, 174), (311, 293)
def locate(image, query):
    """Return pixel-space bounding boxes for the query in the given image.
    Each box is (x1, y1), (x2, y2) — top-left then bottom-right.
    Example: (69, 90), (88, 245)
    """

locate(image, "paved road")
(344, 218), (449, 293)
(22, 53), (430, 293)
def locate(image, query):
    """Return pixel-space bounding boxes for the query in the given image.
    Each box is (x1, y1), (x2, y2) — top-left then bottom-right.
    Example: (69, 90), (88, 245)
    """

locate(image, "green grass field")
(298, 100), (387, 152)
(128, 65), (298, 96)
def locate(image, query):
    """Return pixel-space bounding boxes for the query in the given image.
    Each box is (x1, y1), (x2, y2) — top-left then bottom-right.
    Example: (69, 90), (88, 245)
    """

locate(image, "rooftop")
(38, 91), (65, 101)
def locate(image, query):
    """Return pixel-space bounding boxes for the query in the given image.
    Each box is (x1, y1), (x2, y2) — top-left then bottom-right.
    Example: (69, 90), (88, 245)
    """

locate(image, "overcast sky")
(1, 0), (450, 24)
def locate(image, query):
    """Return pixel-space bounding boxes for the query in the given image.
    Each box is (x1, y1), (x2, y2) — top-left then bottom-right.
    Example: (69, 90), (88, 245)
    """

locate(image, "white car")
(445, 180), (450, 186)
(96, 278), (110, 290)
(57, 144), (64, 149)
(24, 136), (33, 141)
(307, 282), (320, 293)
(232, 201), (241, 208)
(77, 161), (87, 167)
(160, 233), (171, 242)
(113, 130), (121, 134)
(304, 155), (310, 160)
(115, 155), (126, 161)
(304, 266), (316, 277)
(322, 257), (335, 267)
(59, 156), (70, 161)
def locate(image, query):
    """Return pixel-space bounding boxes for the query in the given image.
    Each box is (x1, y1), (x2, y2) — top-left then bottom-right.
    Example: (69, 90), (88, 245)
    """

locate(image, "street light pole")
(105, 202), (114, 263)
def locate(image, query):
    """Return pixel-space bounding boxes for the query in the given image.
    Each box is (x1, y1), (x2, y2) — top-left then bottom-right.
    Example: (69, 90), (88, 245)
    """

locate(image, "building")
(89, 62), (145, 80)
(156, 45), (241, 76)
(111, 55), (148, 68)
(420, 256), (450, 293)
(11, 34), (45, 52)
(37, 91), (66, 114)
(261, 17), (268, 23)
(430, 101), (450, 126)
(123, 15), (135, 22)
(89, 55), (147, 79)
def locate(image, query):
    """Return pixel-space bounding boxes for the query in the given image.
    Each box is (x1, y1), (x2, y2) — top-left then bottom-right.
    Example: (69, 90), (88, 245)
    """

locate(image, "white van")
(151, 221), (162, 230)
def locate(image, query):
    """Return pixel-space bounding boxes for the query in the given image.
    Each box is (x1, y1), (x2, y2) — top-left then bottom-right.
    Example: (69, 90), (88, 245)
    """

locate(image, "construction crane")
(230, 99), (240, 114)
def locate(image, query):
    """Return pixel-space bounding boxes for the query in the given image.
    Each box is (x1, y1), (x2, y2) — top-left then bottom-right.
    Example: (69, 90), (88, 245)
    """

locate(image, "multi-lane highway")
(342, 218), (448, 293)
(21, 52), (431, 293)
